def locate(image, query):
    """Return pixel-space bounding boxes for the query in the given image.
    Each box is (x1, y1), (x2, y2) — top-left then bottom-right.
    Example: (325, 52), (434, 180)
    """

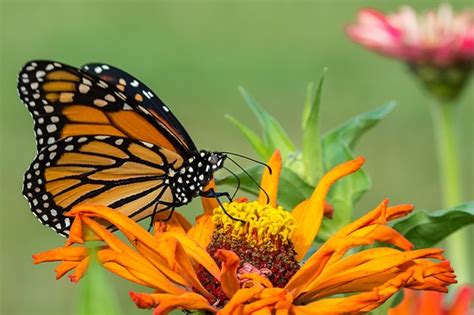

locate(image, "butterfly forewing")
(23, 135), (181, 236)
(17, 61), (194, 155)
(81, 63), (197, 156)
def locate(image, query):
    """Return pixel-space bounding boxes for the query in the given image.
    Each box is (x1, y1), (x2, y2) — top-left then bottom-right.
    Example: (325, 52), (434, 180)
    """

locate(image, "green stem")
(430, 101), (469, 284)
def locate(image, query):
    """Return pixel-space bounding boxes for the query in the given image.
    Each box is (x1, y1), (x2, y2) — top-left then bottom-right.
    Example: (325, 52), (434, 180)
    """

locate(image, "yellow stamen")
(212, 201), (296, 246)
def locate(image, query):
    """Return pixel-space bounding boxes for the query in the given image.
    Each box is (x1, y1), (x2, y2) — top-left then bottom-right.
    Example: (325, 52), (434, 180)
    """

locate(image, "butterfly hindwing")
(17, 60), (195, 156)
(23, 135), (183, 236)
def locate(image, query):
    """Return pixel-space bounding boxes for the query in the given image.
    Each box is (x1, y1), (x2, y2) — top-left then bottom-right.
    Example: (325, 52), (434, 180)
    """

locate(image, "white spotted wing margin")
(23, 135), (182, 236)
(17, 60), (195, 158)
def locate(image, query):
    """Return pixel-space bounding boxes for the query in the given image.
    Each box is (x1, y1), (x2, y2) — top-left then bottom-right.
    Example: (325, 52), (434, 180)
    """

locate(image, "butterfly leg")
(162, 207), (175, 221)
(147, 187), (170, 232)
(147, 202), (161, 232)
(201, 188), (245, 223)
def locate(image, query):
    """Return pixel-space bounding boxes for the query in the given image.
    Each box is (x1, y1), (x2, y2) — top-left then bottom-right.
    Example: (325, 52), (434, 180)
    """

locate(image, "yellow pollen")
(212, 201), (296, 245)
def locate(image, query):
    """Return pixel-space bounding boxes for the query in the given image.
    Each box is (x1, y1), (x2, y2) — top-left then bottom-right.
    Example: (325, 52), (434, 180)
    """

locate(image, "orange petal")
(96, 248), (186, 294)
(243, 288), (288, 313)
(299, 248), (446, 302)
(219, 286), (264, 315)
(68, 256), (90, 283)
(129, 291), (216, 314)
(153, 210), (191, 235)
(247, 307), (272, 315)
(417, 291), (444, 315)
(173, 239), (213, 298)
(350, 224), (413, 251)
(201, 180), (219, 213)
(71, 206), (191, 286)
(386, 204), (415, 221)
(101, 261), (150, 287)
(291, 157), (365, 261)
(259, 150), (281, 207)
(292, 291), (381, 314)
(274, 291), (294, 315)
(286, 236), (373, 297)
(388, 289), (416, 315)
(64, 215), (84, 246)
(449, 285), (474, 315)
(332, 198), (389, 239)
(54, 261), (80, 279)
(216, 249), (241, 298)
(161, 231), (220, 280)
(80, 216), (187, 292)
(239, 273), (273, 289)
(33, 246), (88, 264)
(187, 212), (215, 248)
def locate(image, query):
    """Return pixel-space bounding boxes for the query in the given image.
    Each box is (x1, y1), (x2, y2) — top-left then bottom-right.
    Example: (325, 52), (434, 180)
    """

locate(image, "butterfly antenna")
(223, 166), (241, 199)
(226, 156), (270, 204)
(221, 151), (272, 175)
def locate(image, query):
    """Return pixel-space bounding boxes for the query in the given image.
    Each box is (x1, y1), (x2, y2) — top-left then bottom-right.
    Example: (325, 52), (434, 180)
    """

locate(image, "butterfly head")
(208, 152), (227, 171)
(191, 150), (227, 184)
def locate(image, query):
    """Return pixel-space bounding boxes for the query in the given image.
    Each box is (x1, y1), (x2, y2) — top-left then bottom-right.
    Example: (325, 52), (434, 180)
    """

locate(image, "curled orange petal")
(217, 249), (241, 298)
(259, 150), (282, 207)
(64, 215), (83, 246)
(153, 210), (191, 235)
(219, 286), (264, 315)
(68, 256), (90, 283)
(54, 261), (80, 279)
(239, 273), (273, 289)
(291, 157), (365, 261)
(129, 291), (216, 314)
(243, 288), (288, 313)
(33, 246), (88, 264)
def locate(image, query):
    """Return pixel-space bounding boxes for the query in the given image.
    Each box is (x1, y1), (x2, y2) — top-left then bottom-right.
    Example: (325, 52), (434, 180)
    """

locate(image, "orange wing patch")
(63, 105), (110, 124)
(57, 152), (116, 166)
(46, 70), (81, 82)
(79, 141), (128, 159)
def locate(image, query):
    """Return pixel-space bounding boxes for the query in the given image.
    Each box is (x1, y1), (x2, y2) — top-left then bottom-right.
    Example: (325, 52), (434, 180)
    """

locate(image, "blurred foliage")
(76, 247), (121, 315)
(220, 74), (396, 239)
(1, 1), (473, 314)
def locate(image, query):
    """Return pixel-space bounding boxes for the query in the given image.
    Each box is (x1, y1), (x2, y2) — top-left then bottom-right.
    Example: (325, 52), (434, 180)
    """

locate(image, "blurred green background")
(1, 1), (473, 314)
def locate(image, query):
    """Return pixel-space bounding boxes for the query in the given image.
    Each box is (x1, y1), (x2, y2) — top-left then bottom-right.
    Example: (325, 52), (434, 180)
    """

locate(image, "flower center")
(197, 201), (300, 307)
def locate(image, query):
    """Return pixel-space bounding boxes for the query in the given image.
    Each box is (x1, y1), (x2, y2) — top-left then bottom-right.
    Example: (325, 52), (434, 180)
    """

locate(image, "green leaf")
(320, 102), (396, 228)
(392, 201), (474, 248)
(302, 69), (326, 185)
(216, 165), (313, 210)
(76, 247), (121, 315)
(225, 114), (270, 159)
(323, 101), (396, 157)
(239, 87), (295, 159)
(390, 291), (405, 308)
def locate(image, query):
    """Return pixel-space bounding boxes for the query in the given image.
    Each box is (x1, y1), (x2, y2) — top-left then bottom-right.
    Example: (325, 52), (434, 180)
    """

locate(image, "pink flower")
(347, 5), (474, 67)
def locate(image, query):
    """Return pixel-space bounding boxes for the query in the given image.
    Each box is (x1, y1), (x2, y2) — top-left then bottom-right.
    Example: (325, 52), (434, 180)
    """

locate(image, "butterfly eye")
(209, 154), (219, 165)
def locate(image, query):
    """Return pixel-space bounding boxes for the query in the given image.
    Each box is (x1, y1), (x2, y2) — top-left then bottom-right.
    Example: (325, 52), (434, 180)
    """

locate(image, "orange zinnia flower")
(33, 152), (456, 314)
(389, 286), (473, 315)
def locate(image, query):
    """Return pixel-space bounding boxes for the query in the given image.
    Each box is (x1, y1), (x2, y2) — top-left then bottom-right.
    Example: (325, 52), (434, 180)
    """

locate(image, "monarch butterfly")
(18, 60), (242, 236)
